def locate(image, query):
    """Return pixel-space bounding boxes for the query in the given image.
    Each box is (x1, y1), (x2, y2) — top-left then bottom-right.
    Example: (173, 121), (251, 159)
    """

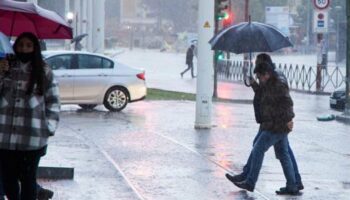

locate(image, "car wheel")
(78, 104), (97, 110)
(103, 87), (129, 112)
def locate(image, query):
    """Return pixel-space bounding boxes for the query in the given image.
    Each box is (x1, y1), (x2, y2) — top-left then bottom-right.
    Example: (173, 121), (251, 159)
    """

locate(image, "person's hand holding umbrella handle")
(0, 54), (17, 74)
(0, 59), (10, 74)
(244, 75), (253, 87)
(248, 76), (256, 85)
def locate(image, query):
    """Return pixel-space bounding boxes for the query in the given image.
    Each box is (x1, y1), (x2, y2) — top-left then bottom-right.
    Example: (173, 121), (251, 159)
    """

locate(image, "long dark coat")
(252, 73), (294, 134)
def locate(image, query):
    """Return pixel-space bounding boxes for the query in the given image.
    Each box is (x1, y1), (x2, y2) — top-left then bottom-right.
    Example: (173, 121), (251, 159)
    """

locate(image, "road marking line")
(155, 132), (271, 200)
(66, 125), (146, 200)
(100, 149), (146, 200)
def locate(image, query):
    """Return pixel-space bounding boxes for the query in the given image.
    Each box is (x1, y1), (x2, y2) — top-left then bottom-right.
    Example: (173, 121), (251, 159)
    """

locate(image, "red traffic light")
(223, 10), (234, 27)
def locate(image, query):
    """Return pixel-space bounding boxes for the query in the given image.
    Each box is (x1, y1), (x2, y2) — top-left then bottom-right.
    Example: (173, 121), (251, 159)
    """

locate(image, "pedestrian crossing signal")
(215, 51), (224, 61)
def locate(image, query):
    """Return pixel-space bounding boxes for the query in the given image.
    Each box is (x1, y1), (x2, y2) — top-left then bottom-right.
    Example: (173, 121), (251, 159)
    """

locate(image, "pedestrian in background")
(180, 44), (196, 78)
(225, 56), (300, 195)
(0, 32), (60, 200)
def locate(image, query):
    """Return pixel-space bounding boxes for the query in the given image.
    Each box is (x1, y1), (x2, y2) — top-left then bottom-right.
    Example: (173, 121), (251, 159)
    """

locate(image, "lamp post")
(335, 6), (342, 65)
(345, 1), (350, 116)
(66, 11), (78, 37)
(127, 25), (134, 50)
(66, 12), (74, 26)
(66, 12), (74, 50)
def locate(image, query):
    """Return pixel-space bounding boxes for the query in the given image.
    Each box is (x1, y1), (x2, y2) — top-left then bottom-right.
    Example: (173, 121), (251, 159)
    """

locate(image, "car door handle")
(98, 74), (108, 76)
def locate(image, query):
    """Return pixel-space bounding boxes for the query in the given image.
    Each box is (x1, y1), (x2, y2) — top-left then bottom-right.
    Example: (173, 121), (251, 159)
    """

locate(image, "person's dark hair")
(190, 44), (195, 49)
(254, 61), (275, 75)
(254, 53), (276, 74)
(255, 53), (272, 65)
(13, 32), (46, 95)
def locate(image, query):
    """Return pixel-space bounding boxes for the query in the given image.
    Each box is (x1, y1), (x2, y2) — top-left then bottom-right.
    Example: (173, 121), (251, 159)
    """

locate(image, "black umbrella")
(209, 19), (292, 86)
(71, 33), (88, 51)
(71, 33), (88, 44)
(209, 22), (292, 53)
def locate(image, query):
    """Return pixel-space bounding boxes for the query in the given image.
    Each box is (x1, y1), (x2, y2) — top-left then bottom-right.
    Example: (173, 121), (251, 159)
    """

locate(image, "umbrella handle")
(244, 76), (252, 87)
(243, 59), (252, 87)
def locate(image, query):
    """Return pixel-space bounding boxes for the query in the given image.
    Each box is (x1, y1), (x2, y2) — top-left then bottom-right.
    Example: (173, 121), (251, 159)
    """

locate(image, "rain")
(0, 0), (349, 199)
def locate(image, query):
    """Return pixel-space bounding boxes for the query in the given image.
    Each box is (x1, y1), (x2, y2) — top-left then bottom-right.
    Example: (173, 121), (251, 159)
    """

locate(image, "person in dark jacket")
(225, 57), (299, 195)
(180, 44), (195, 78)
(225, 54), (303, 195)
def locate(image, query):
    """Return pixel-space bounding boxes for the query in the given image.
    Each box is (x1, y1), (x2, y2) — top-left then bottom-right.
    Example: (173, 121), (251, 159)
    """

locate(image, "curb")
(37, 166), (74, 179)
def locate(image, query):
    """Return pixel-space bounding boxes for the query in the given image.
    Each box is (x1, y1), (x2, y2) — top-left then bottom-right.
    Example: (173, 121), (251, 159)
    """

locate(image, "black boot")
(275, 187), (300, 195)
(297, 182), (304, 190)
(225, 173), (246, 183)
(233, 180), (254, 192)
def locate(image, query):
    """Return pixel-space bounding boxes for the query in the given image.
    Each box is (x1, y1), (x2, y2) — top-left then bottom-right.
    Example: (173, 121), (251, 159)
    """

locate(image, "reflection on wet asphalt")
(45, 100), (350, 200)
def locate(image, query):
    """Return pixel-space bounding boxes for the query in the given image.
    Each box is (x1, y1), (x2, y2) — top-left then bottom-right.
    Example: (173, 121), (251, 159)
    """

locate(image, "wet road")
(42, 96), (350, 200)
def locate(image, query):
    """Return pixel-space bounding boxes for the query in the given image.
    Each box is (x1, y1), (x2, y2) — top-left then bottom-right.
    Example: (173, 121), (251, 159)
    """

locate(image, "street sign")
(313, 0), (330, 10)
(265, 7), (290, 36)
(313, 10), (328, 33)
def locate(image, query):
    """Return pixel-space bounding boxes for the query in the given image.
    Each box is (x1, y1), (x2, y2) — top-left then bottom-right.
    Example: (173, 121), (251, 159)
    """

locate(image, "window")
(78, 55), (103, 69)
(46, 55), (72, 70)
(102, 58), (113, 69)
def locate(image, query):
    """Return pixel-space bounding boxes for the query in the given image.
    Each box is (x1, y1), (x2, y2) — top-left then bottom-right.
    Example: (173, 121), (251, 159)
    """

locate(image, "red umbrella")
(0, 0), (72, 39)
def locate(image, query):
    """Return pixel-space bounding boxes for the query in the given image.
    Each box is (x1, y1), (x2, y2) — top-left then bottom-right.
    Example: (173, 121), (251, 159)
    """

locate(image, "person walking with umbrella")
(0, 32), (60, 200)
(180, 44), (196, 78)
(225, 53), (303, 195)
(225, 60), (299, 195)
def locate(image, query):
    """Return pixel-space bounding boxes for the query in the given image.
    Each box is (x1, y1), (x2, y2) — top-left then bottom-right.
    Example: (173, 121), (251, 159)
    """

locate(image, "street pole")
(74, 0), (80, 37)
(243, 0), (249, 78)
(316, 33), (323, 92)
(92, 0), (105, 54)
(213, 1), (219, 98)
(245, 0), (249, 21)
(306, 1), (311, 52)
(345, 0), (350, 115)
(195, 0), (214, 129)
(336, 8), (340, 65)
(65, 0), (71, 50)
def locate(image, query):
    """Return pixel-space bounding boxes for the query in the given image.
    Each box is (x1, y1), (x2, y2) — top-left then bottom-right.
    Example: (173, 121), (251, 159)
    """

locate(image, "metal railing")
(217, 60), (346, 93)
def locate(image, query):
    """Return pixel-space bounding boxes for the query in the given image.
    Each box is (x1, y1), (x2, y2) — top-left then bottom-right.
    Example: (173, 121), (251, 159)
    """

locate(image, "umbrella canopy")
(0, 31), (14, 58)
(209, 21), (292, 53)
(0, 0), (72, 39)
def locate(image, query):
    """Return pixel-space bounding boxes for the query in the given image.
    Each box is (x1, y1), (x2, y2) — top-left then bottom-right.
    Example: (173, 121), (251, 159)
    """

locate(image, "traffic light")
(222, 10), (234, 27)
(215, 51), (224, 61)
(216, 0), (229, 20)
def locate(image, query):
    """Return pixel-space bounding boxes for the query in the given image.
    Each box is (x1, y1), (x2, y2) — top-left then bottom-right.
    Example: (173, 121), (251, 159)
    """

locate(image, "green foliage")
(147, 88), (196, 101)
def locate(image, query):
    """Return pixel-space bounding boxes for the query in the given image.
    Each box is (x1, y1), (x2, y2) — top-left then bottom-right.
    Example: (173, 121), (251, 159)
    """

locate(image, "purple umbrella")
(0, 0), (72, 39)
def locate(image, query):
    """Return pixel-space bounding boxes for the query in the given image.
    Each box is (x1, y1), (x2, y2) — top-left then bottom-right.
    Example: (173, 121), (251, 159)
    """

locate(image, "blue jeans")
(242, 129), (302, 185)
(243, 130), (297, 189)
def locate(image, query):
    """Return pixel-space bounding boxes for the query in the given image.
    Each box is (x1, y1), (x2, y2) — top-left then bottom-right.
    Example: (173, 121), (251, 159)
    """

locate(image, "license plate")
(330, 99), (337, 105)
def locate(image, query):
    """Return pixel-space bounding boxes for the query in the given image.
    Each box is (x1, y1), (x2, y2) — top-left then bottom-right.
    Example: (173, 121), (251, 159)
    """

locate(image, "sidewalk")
(38, 119), (140, 200)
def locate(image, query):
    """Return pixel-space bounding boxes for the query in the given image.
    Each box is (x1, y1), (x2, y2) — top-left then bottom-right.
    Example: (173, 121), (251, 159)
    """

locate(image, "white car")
(43, 51), (146, 111)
